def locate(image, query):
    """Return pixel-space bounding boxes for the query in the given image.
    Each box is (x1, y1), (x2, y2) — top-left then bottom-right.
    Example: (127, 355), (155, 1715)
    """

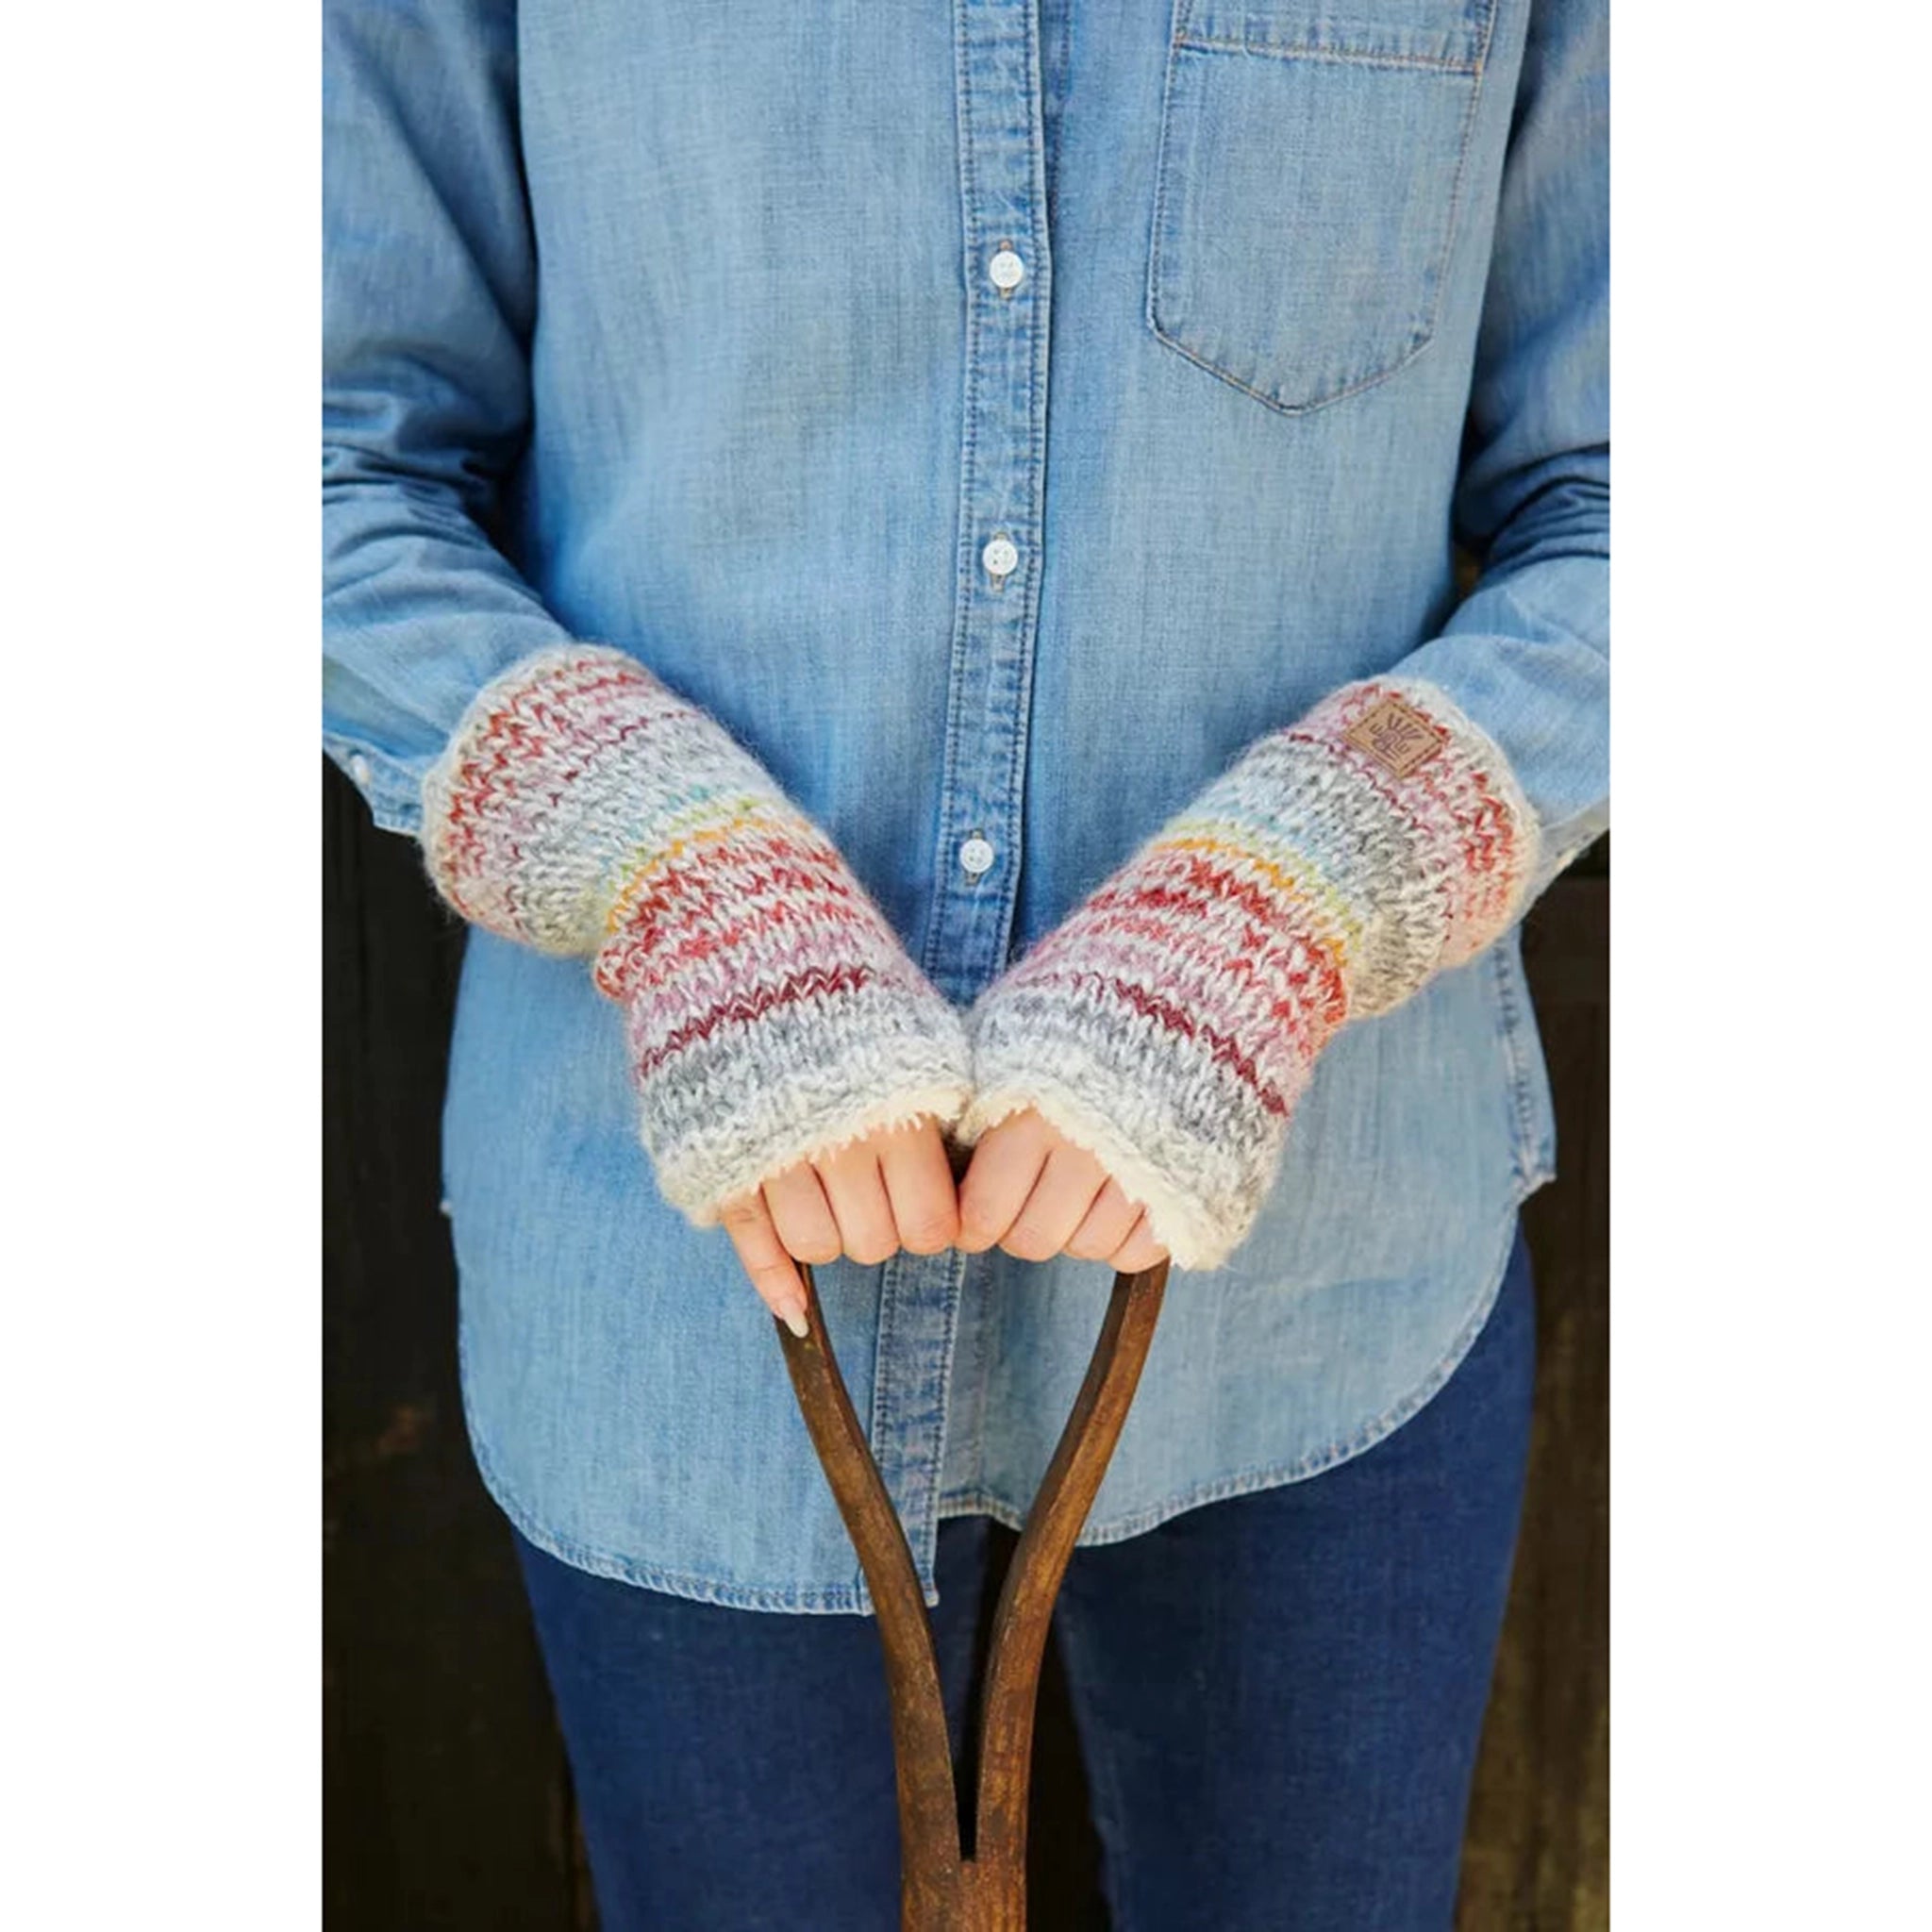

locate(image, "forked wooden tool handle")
(776, 1257), (1170, 1931)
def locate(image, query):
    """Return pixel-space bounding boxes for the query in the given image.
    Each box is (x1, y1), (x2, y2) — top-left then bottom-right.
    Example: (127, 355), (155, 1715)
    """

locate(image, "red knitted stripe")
(1074, 861), (1349, 1029)
(434, 658), (677, 917)
(1104, 977), (1293, 1118)
(1058, 900), (1351, 1038)
(595, 891), (873, 1001)
(631, 961), (875, 1077)
(606, 825), (859, 946)
(1016, 966), (1293, 1117)
(1051, 892), (1337, 1035)
(1087, 851), (1327, 948)
(451, 659), (659, 810)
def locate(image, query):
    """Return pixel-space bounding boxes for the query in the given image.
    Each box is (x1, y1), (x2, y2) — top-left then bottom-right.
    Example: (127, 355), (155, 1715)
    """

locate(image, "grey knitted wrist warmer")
(421, 645), (971, 1221)
(959, 679), (1539, 1270)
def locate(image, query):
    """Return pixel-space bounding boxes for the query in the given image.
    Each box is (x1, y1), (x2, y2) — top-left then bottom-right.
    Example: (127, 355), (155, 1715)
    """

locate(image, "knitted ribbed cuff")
(422, 645), (971, 1221)
(959, 678), (1539, 1271)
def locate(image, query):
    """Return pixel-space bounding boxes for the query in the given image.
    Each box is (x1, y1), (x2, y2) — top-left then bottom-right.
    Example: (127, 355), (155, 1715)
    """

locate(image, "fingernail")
(775, 1296), (809, 1339)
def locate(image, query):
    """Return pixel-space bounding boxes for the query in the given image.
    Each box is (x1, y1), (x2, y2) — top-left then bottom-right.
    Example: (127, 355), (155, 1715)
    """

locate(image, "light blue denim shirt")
(324, 0), (1607, 1611)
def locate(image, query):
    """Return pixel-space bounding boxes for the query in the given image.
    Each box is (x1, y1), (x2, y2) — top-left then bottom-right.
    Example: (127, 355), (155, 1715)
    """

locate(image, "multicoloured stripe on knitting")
(960, 678), (1538, 1271)
(423, 645), (970, 1221)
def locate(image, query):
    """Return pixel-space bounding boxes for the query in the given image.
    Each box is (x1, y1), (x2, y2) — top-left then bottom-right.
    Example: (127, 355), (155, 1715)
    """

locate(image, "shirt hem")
(465, 1421), (892, 1615)
(460, 1184), (1549, 1613)
(939, 1191), (1538, 1544)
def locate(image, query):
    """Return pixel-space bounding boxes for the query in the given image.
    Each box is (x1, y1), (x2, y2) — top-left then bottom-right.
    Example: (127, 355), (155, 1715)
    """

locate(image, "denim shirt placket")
(866, 0), (1056, 1602)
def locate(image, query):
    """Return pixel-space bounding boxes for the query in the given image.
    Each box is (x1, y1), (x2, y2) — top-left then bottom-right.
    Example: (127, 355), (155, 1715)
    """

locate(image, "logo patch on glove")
(1343, 694), (1445, 779)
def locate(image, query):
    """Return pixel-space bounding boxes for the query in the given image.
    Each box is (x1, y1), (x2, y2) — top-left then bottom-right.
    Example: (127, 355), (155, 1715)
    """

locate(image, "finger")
(1001, 1140), (1108, 1261)
(1110, 1211), (1170, 1275)
(718, 1193), (809, 1335)
(816, 1138), (900, 1268)
(762, 1161), (842, 1266)
(956, 1110), (1057, 1253)
(877, 1121), (960, 1255)
(1065, 1177), (1143, 1262)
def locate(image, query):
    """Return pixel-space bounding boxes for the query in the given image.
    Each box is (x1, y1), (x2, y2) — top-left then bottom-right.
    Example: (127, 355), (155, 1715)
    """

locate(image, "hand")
(719, 1116), (962, 1335)
(955, 1108), (1168, 1273)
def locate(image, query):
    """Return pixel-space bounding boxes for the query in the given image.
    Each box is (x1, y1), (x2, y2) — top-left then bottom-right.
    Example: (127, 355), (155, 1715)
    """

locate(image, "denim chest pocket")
(1147, 0), (1499, 414)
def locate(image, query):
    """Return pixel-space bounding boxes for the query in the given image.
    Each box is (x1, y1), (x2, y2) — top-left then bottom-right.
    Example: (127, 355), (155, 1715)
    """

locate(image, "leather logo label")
(1344, 695), (1444, 778)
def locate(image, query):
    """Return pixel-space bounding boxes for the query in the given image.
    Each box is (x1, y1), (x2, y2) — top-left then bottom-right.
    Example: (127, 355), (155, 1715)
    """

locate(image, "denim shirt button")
(958, 835), (996, 877)
(988, 247), (1025, 293)
(981, 534), (1019, 582)
(348, 753), (372, 787)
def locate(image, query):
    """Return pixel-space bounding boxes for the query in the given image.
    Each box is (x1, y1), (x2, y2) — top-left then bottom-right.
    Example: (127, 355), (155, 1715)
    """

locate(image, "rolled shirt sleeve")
(323, 0), (575, 836)
(1397, 0), (1610, 894)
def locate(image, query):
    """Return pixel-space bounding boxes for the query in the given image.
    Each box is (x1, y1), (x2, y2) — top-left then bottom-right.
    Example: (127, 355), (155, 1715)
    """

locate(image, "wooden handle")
(774, 1263), (963, 1911)
(775, 1258), (1170, 1931)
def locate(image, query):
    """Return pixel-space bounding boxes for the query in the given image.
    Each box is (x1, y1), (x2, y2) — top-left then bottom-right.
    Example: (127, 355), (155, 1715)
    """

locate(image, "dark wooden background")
(324, 761), (1607, 1930)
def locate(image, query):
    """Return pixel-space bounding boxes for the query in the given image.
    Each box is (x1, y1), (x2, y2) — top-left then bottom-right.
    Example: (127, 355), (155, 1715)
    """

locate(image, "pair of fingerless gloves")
(422, 645), (1537, 1271)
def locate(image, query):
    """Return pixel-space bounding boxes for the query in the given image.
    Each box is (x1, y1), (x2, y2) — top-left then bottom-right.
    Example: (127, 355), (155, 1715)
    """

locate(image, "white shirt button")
(981, 534), (1020, 581)
(959, 835), (996, 877)
(348, 754), (372, 787)
(989, 248), (1025, 293)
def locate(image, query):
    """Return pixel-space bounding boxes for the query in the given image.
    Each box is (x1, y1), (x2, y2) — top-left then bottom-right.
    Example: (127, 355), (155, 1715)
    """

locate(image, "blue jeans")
(515, 1229), (1534, 1930)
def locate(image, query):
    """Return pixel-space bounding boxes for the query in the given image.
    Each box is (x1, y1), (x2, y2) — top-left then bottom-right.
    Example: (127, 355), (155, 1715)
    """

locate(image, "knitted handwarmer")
(960, 680), (1540, 1271)
(421, 645), (971, 1221)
